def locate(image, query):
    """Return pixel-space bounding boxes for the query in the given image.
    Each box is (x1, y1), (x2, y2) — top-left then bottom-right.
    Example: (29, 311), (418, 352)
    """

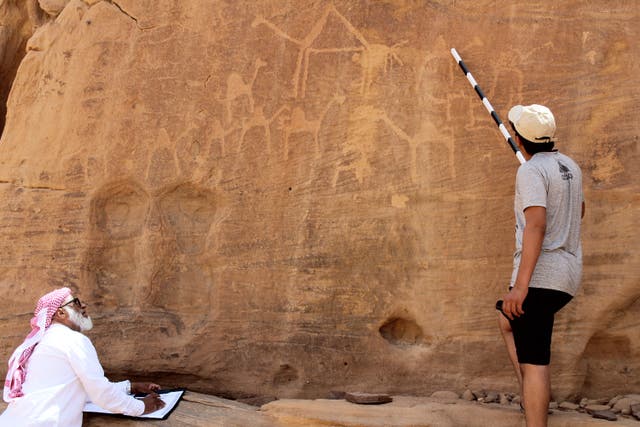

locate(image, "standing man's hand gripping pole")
(502, 206), (546, 320)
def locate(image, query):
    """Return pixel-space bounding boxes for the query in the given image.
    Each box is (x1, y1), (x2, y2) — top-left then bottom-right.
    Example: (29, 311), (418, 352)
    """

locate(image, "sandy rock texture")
(6, 392), (639, 427)
(261, 397), (640, 427)
(0, 0), (638, 401)
(4, 391), (640, 426)
(0, 0), (35, 133)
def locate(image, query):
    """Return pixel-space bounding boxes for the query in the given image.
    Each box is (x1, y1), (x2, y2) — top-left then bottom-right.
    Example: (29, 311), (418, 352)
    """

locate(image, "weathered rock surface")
(559, 401), (580, 411)
(5, 392), (640, 427)
(612, 396), (640, 414)
(0, 0), (638, 402)
(0, 0), (39, 133)
(262, 397), (640, 427)
(461, 389), (475, 401)
(0, 392), (281, 427)
(631, 403), (640, 420)
(430, 390), (459, 403)
(345, 391), (392, 405)
(590, 410), (617, 422)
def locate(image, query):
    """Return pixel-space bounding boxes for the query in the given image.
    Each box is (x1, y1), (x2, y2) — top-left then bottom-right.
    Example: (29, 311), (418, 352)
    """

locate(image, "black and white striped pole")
(450, 48), (526, 165)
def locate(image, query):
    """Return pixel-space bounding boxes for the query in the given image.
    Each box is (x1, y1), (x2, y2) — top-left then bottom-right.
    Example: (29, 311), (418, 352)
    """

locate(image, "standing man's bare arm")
(502, 206), (546, 320)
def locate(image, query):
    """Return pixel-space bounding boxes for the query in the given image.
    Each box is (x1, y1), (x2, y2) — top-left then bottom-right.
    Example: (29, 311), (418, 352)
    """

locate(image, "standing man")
(497, 104), (584, 427)
(1, 287), (166, 426)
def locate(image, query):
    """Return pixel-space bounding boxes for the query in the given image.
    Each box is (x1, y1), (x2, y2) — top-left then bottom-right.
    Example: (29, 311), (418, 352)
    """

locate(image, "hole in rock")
(272, 364), (298, 385)
(379, 317), (424, 345)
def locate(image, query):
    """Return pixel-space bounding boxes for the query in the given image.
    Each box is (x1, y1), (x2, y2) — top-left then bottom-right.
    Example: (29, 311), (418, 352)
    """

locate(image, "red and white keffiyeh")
(3, 287), (72, 402)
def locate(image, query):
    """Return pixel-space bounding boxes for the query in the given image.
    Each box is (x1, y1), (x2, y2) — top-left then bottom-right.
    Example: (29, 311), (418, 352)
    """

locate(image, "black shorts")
(496, 287), (572, 365)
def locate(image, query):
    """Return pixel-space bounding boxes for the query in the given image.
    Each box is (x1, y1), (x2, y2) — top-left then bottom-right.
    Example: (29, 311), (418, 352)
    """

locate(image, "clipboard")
(83, 388), (185, 420)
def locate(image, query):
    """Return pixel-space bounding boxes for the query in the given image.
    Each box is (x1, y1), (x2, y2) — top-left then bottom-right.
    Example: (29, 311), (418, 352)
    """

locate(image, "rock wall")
(0, 0), (637, 400)
(0, 0), (36, 134)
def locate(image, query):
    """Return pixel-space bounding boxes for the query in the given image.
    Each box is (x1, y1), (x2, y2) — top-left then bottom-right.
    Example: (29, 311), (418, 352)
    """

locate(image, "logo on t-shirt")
(558, 161), (573, 181)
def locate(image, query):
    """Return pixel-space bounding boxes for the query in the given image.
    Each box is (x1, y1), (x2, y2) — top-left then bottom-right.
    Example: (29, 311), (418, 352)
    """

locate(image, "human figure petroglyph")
(332, 105), (380, 187)
(283, 93), (346, 160)
(416, 42), (464, 178)
(484, 50), (526, 113)
(222, 58), (267, 124)
(416, 39), (457, 115)
(378, 111), (421, 183)
(146, 129), (181, 185)
(332, 105), (419, 186)
(210, 117), (240, 157)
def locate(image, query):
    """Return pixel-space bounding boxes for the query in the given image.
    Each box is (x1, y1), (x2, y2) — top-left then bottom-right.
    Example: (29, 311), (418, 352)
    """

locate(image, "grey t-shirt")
(510, 151), (583, 296)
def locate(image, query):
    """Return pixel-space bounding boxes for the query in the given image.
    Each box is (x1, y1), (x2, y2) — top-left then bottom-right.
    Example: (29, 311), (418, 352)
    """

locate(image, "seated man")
(0, 287), (165, 426)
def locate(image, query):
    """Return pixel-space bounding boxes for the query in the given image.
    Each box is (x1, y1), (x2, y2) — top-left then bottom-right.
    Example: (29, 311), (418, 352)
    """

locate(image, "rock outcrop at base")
(3, 391), (637, 427)
(0, 0), (638, 400)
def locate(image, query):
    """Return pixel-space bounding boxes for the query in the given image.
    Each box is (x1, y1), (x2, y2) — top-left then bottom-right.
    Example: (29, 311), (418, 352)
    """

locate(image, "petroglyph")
(283, 93), (345, 160)
(150, 184), (221, 312)
(88, 181), (150, 307)
(158, 183), (219, 255)
(87, 181), (221, 313)
(253, 4), (404, 98)
(222, 58), (267, 124)
(210, 118), (240, 157)
(416, 41), (463, 178)
(333, 105), (419, 186)
(238, 104), (289, 155)
(355, 40), (407, 96)
(146, 129), (181, 185)
(92, 181), (149, 240)
(379, 112), (421, 183)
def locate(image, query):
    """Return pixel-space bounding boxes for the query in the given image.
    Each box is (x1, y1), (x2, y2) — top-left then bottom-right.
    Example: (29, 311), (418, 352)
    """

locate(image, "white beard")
(63, 306), (93, 332)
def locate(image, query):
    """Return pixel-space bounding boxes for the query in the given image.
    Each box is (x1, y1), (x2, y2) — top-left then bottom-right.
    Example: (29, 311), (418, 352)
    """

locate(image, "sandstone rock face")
(0, 0), (39, 134)
(0, 0), (637, 400)
(262, 397), (640, 427)
(7, 393), (640, 427)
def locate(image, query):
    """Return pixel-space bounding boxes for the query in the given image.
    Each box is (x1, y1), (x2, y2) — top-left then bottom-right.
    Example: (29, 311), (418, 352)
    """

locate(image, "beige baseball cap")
(508, 104), (556, 143)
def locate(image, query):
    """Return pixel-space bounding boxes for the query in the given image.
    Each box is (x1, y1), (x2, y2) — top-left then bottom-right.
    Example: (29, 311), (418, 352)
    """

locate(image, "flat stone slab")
(631, 403), (640, 420)
(559, 401), (580, 411)
(345, 392), (393, 405)
(591, 410), (617, 421)
(586, 404), (612, 412)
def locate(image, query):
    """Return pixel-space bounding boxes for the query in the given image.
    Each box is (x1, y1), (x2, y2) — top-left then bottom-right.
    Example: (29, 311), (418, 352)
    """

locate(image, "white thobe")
(0, 323), (144, 426)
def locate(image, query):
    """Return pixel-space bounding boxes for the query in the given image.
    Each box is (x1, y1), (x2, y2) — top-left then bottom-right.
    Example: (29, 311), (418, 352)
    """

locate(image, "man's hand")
(502, 286), (528, 320)
(141, 392), (166, 415)
(131, 382), (161, 394)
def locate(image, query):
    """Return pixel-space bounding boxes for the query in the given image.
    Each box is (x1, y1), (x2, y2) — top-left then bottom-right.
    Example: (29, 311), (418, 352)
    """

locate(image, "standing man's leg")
(521, 364), (550, 427)
(504, 289), (571, 427)
(497, 313), (523, 388)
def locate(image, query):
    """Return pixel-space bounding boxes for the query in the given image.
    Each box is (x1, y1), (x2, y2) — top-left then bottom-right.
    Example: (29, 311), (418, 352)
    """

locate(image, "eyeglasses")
(60, 297), (82, 309)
